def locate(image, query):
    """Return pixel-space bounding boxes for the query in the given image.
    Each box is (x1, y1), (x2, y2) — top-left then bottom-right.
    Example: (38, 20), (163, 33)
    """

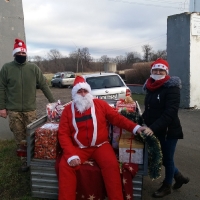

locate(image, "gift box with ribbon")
(119, 137), (144, 164)
(111, 126), (132, 149)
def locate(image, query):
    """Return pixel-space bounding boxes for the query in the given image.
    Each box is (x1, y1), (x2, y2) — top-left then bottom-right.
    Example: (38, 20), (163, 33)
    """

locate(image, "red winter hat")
(72, 76), (91, 99)
(151, 58), (169, 74)
(13, 38), (27, 56)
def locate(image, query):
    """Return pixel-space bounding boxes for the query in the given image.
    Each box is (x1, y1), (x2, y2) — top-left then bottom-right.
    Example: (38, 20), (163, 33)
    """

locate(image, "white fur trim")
(71, 100), (100, 148)
(72, 82), (91, 99)
(71, 102), (87, 148)
(67, 155), (80, 164)
(151, 64), (169, 74)
(13, 47), (27, 56)
(133, 125), (141, 135)
(90, 101), (97, 146)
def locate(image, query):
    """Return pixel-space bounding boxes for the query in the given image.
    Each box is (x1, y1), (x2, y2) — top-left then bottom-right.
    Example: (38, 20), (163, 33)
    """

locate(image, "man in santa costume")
(58, 76), (152, 200)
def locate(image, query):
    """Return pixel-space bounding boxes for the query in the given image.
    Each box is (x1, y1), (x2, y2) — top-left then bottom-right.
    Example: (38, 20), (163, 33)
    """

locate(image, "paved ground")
(142, 108), (200, 200)
(36, 87), (72, 118)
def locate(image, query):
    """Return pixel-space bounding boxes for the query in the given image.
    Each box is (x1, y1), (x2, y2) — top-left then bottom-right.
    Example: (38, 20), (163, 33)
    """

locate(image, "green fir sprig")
(137, 133), (162, 180)
(120, 109), (162, 180)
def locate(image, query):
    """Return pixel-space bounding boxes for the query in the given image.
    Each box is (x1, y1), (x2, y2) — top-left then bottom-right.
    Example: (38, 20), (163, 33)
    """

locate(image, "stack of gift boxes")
(113, 97), (144, 164)
(34, 100), (67, 159)
(34, 98), (144, 164)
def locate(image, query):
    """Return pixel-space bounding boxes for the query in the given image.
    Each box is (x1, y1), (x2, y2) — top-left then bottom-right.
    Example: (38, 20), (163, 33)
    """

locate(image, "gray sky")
(22, 0), (189, 59)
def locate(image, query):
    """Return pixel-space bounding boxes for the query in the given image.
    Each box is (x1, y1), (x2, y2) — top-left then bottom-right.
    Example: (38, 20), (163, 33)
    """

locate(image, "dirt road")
(36, 87), (72, 118)
(37, 87), (200, 200)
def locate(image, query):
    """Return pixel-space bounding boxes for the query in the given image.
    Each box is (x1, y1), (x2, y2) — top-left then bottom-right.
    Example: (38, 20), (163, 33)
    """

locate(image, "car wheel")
(59, 82), (63, 88)
(51, 83), (55, 87)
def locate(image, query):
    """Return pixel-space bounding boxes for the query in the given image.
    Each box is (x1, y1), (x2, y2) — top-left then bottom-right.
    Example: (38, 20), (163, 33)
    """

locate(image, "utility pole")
(76, 48), (80, 73)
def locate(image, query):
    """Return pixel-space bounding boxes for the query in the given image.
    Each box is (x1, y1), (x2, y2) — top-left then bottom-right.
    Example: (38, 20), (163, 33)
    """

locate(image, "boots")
(152, 182), (171, 198)
(173, 172), (189, 190)
(18, 162), (29, 173)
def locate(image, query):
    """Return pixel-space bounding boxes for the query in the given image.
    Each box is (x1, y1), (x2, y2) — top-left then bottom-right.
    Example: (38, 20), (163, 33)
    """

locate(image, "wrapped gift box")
(111, 127), (133, 149)
(119, 138), (144, 164)
(46, 100), (65, 122)
(34, 123), (59, 159)
(116, 100), (136, 113)
(120, 131), (132, 139)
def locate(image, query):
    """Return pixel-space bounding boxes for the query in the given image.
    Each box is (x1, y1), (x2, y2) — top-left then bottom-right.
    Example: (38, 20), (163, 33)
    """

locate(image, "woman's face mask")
(150, 74), (166, 80)
(151, 68), (167, 80)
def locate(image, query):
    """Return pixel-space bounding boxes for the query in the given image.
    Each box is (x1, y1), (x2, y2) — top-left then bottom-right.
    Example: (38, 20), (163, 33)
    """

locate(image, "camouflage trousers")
(8, 110), (37, 148)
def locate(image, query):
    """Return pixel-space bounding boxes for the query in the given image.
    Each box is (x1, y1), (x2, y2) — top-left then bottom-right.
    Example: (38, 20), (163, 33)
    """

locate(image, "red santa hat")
(151, 58), (169, 74)
(13, 38), (27, 56)
(72, 76), (91, 99)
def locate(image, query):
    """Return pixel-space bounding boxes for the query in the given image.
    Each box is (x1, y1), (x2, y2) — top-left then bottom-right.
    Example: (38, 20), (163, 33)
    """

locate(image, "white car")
(51, 71), (75, 88)
(81, 73), (131, 102)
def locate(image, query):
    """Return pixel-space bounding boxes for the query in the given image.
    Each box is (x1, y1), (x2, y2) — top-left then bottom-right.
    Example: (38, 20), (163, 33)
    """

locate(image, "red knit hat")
(151, 58), (169, 74)
(72, 76), (91, 99)
(13, 39), (27, 56)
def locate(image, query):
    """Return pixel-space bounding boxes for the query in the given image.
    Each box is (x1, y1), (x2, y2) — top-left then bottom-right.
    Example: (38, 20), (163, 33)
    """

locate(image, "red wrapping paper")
(34, 123), (59, 159)
(76, 161), (107, 200)
(116, 99), (136, 113)
(55, 156), (138, 200)
(121, 163), (139, 200)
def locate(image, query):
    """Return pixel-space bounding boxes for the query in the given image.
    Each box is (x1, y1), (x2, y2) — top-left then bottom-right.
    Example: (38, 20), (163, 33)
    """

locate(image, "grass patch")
(131, 93), (145, 105)
(43, 73), (54, 86)
(0, 140), (47, 200)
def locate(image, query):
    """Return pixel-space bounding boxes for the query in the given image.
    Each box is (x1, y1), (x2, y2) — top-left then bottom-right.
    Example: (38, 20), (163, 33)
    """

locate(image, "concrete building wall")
(0, 0), (25, 69)
(0, 0), (25, 139)
(167, 12), (200, 108)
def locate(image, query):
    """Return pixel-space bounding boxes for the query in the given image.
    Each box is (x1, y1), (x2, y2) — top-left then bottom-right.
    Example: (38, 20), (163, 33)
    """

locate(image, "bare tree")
(150, 50), (167, 61)
(69, 47), (92, 73)
(29, 56), (47, 73)
(47, 49), (64, 72)
(113, 55), (126, 70)
(125, 52), (141, 65)
(100, 55), (110, 64)
(78, 48), (92, 72)
(142, 44), (153, 62)
(69, 50), (80, 73)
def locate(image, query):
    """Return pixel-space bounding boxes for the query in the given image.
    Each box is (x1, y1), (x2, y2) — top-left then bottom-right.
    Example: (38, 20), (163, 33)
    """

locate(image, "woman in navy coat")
(142, 58), (189, 198)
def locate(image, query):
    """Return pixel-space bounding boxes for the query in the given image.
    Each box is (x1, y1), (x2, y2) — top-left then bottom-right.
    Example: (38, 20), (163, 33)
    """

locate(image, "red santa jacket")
(58, 98), (138, 161)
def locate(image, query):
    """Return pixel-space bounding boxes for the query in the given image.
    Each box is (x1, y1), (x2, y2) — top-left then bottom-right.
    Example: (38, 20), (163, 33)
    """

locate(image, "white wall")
(190, 13), (200, 108)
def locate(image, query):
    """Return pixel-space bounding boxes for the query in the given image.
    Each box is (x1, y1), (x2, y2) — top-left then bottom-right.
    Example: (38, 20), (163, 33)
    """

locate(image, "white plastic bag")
(46, 100), (64, 122)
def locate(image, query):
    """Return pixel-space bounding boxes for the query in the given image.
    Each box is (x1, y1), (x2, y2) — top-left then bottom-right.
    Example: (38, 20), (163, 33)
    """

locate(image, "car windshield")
(86, 75), (124, 89)
(63, 73), (75, 78)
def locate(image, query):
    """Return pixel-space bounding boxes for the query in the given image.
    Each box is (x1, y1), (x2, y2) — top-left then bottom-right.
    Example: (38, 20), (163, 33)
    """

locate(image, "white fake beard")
(74, 93), (94, 113)
(150, 74), (166, 80)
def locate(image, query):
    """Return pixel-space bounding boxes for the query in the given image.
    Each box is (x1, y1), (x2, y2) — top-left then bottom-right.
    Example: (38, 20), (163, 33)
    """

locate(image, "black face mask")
(15, 55), (27, 64)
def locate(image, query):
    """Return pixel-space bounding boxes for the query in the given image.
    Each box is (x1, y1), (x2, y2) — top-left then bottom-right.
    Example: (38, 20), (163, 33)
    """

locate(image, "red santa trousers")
(58, 143), (123, 200)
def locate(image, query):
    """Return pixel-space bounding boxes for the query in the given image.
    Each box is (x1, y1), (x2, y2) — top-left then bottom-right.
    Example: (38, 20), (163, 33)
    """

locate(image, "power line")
(91, 34), (166, 54)
(134, 0), (187, 5)
(107, 0), (189, 10)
